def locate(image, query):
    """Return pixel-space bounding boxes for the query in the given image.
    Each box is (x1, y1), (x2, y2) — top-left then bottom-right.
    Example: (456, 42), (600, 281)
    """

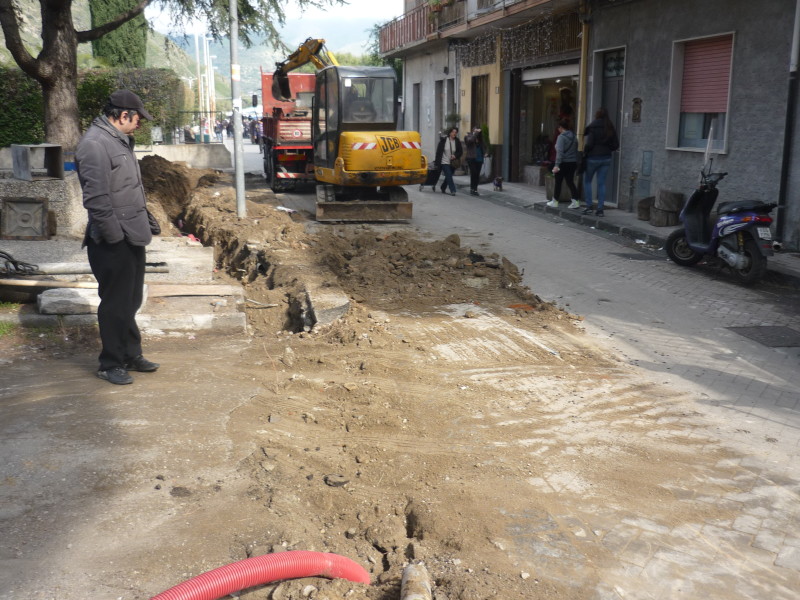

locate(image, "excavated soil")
(1, 159), (739, 600)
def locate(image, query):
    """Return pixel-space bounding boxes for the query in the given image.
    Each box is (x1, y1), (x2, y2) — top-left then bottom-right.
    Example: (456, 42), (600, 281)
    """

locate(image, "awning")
(522, 64), (579, 85)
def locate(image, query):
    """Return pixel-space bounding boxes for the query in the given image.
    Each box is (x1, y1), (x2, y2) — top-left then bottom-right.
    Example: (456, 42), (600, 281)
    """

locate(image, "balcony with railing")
(379, 0), (538, 55)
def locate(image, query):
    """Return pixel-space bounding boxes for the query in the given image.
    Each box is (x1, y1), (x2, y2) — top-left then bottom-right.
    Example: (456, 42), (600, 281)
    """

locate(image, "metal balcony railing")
(379, 0), (531, 54)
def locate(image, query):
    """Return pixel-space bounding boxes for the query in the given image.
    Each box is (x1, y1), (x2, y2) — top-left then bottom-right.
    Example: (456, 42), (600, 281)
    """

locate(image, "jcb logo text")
(378, 136), (401, 154)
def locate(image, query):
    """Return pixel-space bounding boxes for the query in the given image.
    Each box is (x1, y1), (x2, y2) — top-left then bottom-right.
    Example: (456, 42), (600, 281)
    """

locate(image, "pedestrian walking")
(464, 126), (484, 196)
(75, 90), (161, 385)
(434, 127), (463, 196)
(548, 119), (581, 209)
(582, 107), (619, 217)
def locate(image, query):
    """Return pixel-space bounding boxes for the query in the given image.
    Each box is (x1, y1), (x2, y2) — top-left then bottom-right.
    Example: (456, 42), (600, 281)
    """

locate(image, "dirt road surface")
(1, 159), (798, 600)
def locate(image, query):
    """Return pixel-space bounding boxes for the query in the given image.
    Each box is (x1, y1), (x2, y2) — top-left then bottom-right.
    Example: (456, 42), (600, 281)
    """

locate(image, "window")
(667, 34), (733, 152)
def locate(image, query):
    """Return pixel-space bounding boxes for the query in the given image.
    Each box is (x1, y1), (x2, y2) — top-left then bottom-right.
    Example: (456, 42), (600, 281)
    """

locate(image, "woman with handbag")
(548, 119), (581, 209)
(434, 127), (463, 196)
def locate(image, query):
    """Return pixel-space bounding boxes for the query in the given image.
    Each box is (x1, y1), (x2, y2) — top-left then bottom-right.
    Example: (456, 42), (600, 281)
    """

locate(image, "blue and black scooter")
(665, 160), (779, 285)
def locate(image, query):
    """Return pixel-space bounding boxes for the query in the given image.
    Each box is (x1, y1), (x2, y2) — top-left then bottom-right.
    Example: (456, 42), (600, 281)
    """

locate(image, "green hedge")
(0, 67), (187, 146)
(0, 70), (46, 147)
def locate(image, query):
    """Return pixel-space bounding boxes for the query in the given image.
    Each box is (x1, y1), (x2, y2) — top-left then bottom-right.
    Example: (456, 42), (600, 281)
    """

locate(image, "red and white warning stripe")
(351, 142), (377, 150)
(401, 141), (421, 149)
(276, 172), (313, 179)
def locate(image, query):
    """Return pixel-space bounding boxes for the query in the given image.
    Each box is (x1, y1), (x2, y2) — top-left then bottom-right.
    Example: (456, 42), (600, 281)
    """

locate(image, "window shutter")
(681, 35), (732, 113)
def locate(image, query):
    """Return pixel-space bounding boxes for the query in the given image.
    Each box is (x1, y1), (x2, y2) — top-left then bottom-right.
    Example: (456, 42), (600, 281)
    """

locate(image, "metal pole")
(203, 36), (211, 138)
(777, 0), (800, 243)
(229, 0), (246, 217)
(195, 34), (204, 137)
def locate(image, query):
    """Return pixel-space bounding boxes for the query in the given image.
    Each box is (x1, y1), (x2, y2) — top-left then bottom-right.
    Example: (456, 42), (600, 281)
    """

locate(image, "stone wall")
(0, 172), (85, 239)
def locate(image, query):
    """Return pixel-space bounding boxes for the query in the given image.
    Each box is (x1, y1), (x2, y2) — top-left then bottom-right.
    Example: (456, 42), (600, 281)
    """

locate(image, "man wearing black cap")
(75, 90), (160, 385)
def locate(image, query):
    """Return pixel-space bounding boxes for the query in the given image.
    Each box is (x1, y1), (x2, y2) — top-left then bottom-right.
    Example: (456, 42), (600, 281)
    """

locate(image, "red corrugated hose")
(150, 550), (371, 600)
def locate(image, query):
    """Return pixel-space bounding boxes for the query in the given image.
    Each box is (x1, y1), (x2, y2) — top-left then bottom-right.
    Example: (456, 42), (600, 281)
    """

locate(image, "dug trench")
(0, 157), (756, 599)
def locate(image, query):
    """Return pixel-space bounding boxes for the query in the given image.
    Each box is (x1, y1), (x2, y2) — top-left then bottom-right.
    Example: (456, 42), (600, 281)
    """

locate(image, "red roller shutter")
(681, 35), (732, 113)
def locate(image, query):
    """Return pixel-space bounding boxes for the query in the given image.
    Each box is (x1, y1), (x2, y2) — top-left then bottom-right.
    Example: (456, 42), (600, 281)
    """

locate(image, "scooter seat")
(717, 200), (773, 215)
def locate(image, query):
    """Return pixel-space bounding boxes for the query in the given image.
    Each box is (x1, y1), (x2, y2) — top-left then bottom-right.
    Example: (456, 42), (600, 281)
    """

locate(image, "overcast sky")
(146, 0), (404, 54)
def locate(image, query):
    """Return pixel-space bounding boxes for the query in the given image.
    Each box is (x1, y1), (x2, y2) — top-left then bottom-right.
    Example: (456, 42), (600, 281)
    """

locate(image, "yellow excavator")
(272, 38), (428, 221)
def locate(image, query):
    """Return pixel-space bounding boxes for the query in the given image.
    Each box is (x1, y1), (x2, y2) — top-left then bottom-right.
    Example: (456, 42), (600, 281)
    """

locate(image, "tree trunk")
(40, 1), (82, 151)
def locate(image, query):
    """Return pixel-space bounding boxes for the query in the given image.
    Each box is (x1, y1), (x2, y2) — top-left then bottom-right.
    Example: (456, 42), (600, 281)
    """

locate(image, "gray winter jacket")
(76, 116), (152, 247)
(554, 130), (578, 166)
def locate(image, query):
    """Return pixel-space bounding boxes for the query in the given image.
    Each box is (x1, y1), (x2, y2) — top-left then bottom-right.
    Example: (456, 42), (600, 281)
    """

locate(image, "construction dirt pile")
(1, 160), (723, 600)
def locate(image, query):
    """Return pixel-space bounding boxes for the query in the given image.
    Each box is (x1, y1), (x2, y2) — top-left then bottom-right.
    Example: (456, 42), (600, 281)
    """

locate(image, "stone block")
(38, 288), (99, 314)
(650, 206), (679, 227)
(655, 189), (685, 212)
(38, 285), (148, 314)
(637, 196), (655, 221)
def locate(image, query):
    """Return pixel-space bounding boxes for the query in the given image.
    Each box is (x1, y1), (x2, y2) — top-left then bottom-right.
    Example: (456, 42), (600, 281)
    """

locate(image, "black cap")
(109, 90), (153, 120)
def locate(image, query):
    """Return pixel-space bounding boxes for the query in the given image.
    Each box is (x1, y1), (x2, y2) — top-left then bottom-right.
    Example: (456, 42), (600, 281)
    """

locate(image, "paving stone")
(753, 529), (784, 552)
(775, 545), (800, 570)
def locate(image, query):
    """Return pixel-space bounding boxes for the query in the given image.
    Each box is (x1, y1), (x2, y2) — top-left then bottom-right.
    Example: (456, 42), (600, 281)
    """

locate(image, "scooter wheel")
(730, 237), (767, 285)
(665, 229), (703, 266)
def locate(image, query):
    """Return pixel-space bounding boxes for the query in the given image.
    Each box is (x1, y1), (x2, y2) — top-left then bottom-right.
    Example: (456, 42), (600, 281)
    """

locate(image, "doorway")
(598, 48), (625, 205)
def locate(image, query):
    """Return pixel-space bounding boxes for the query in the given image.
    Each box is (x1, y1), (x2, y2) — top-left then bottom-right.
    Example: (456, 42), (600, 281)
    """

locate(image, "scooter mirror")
(703, 119), (718, 173)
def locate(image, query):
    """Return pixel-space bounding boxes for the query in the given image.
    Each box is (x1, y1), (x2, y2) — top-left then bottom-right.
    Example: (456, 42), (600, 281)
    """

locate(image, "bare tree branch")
(0, 0), (40, 76)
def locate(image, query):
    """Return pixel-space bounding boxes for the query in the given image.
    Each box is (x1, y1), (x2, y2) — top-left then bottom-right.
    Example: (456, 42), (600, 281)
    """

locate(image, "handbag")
(448, 138), (461, 169)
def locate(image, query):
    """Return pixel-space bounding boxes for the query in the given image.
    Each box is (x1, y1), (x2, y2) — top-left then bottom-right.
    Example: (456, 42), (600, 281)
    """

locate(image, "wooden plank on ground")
(147, 284), (242, 298)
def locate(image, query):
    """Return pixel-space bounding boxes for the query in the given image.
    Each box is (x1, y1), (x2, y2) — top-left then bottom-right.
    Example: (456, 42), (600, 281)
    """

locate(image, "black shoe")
(582, 208), (594, 215)
(596, 210), (604, 217)
(470, 190), (479, 196)
(97, 367), (133, 385)
(125, 355), (160, 372)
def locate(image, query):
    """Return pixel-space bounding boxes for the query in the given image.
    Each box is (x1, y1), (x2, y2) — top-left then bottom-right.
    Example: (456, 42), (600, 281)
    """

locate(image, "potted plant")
(445, 112), (461, 130)
(429, 0), (443, 12)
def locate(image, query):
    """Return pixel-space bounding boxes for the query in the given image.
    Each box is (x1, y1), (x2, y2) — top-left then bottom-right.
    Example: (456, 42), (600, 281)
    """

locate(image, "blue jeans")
(440, 163), (456, 194)
(583, 156), (612, 210)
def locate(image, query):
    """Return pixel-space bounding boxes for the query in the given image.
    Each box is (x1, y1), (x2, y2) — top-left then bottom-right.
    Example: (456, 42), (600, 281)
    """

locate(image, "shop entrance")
(513, 63), (579, 186)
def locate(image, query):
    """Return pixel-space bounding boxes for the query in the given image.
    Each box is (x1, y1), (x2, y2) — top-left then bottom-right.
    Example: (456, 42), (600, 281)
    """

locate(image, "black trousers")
(87, 239), (146, 370)
(467, 159), (482, 191)
(554, 161), (579, 199)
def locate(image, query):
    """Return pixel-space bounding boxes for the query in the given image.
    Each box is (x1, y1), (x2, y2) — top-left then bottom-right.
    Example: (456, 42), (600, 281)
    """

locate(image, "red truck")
(260, 69), (316, 192)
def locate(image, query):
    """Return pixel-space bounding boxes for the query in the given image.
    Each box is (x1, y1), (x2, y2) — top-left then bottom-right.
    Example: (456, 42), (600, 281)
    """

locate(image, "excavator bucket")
(272, 69), (293, 102)
(316, 200), (413, 222)
(315, 185), (413, 222)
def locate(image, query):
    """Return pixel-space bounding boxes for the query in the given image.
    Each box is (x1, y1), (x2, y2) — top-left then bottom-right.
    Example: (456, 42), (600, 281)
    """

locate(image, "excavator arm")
(272, 38), (339, 101)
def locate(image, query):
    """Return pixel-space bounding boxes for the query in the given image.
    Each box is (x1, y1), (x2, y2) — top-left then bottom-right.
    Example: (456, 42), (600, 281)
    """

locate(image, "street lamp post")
(204, 36), (217, 137)
(229, 0), (245, 217)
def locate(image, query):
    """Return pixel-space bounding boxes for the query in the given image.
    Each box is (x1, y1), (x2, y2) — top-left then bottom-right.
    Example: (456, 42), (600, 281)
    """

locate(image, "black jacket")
(583, 118), (619, 158)
(434, 135), (463, 167)
(76, 116), (152, 247)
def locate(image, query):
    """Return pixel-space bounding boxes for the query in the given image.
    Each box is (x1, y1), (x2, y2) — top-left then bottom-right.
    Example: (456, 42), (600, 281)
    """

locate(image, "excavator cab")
(313, 65), (397, 171)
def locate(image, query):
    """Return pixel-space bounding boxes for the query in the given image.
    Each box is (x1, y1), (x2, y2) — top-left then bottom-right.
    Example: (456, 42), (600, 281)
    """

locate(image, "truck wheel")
(665, 229), (702, 266)
(267, 150), (283, 193)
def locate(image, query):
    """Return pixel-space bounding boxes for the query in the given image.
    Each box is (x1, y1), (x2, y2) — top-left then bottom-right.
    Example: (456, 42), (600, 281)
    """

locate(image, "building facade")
(381, 0), (800, 248)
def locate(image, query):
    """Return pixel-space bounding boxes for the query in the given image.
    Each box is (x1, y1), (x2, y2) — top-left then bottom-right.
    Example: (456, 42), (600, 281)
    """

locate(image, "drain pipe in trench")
(149, 550), (371, 600)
